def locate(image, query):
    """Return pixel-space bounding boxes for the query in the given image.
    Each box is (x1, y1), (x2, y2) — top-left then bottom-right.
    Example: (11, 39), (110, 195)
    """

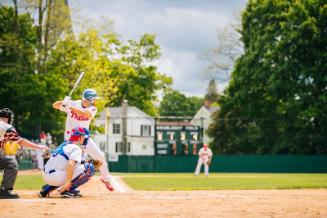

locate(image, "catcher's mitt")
(88, 159), (103, 170)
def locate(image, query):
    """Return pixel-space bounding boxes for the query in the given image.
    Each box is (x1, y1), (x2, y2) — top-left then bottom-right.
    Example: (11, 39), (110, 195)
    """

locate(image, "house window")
(113, 123), (121, 134)
(157, 132), (163, 141)
(115, 142), (122, 152)
(141, 125), (151, 136)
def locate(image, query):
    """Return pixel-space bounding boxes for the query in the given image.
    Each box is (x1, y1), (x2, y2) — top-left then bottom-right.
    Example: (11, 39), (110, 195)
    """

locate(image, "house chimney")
(122, 100), (128, 154)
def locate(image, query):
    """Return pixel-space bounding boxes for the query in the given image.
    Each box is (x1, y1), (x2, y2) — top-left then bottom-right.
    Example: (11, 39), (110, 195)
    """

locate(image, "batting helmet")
(82, 88), (98, 104)
(68, 127), (90, 145)
(0, 108), (13, 124)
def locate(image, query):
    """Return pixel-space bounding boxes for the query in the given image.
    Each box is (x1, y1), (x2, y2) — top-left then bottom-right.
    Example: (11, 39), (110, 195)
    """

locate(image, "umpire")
(0, 108), (48, 199)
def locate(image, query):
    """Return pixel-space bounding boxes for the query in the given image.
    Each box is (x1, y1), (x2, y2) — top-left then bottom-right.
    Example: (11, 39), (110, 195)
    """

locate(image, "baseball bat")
(69, 71), (85, 97)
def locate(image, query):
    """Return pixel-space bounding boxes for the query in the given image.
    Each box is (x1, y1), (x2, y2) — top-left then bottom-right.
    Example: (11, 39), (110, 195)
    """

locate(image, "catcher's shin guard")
(39, 184), (58, 197)
(68, 163), (95, 191)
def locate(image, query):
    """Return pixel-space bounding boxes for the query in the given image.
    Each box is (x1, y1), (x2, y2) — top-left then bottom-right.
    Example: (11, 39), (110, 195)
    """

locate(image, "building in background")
(93, 101), (155, 159)
(191, 105), (219, 145)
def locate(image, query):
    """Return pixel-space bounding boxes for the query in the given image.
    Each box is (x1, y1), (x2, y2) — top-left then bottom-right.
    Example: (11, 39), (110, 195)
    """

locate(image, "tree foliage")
(0, 4), (172, 142)
(208, 0), (327, 154)
(159, 90), (202, 117)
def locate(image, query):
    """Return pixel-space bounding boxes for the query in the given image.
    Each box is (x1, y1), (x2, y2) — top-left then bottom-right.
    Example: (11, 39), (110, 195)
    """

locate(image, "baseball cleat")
(100, 179), (114, 191)
(60, 191), (77, 198)
(70, 189), (82, 197)
(38, 190), (49, 198)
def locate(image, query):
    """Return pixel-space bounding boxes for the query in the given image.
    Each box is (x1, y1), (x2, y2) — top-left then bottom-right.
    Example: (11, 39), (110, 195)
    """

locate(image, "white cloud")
(70, 0), (246, 96)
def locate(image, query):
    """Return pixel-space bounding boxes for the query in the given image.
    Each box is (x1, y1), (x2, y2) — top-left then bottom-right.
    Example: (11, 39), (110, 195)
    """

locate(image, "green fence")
(18, 158), (32, 170)
(17, 155), (327, 173)
(108, 155), (327, 173)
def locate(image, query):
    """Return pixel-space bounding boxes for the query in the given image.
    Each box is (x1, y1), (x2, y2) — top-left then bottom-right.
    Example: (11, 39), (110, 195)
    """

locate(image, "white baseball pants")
(42, 164), (84, 186)
(194, 158), (209, 176)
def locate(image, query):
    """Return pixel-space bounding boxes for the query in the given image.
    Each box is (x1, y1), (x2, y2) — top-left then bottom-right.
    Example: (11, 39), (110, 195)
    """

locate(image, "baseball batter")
(52, 88), (114, 191)
(194, 144), (213, 176)
(39, 127), (95, 198)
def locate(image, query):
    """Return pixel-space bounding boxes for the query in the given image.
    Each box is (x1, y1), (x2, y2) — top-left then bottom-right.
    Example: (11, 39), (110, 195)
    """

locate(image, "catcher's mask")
(68, 127), (90, 145)
(0, 108), (13, 124)
(82, 88), (98, 105)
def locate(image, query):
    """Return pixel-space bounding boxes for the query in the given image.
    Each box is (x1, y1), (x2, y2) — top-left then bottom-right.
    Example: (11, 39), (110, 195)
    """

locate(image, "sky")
(70, 0), (247, 97)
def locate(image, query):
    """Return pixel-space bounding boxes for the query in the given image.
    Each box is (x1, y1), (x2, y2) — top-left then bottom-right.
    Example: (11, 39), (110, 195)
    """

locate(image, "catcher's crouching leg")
(68, 162), (95, 194)
(38, 184), (59, 198)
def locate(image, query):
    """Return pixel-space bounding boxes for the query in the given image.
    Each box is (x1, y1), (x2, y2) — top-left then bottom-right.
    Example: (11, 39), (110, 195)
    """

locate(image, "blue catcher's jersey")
(44, 141), (82, 172)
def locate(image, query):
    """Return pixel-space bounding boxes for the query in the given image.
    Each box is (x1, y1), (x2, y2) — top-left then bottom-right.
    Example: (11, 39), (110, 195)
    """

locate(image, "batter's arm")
(52, 101), (64, 110)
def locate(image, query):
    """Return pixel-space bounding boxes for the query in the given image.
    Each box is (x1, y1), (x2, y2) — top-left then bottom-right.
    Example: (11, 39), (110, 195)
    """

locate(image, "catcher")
(38, 127), (102, 198)
(194, 144), (213, 177)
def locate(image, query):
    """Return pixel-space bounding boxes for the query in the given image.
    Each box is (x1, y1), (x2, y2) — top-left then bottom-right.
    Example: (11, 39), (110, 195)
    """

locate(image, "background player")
(0, 108), (49, 199)
(194, 144), (213, 177)
(39, 127), (95, 198)
(52, 88), (114, 191)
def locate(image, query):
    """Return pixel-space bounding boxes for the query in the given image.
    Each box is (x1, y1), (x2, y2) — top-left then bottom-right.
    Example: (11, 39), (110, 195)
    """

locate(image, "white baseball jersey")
(44, 142), (82, 172)
(64, 100), (97, 139)
(198, 147), (213, 161)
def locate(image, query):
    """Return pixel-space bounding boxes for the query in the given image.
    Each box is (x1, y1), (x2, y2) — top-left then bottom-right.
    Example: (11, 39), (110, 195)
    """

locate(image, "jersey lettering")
(70, 111), (89, 121)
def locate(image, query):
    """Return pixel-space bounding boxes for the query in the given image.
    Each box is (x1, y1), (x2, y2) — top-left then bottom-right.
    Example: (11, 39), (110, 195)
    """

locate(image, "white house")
(191, 106), (219, 145)
(93, 101), (155, 159)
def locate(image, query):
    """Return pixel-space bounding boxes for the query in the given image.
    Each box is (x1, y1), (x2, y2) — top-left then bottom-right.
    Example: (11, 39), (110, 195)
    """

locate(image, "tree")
(204, 79), (220, 104)
(208, 0), (327, 154)
(0, 6), (66, 139)
(159, 90), (202, 117)
(202, 21), (243, 82)
(47, 30), (172, 116)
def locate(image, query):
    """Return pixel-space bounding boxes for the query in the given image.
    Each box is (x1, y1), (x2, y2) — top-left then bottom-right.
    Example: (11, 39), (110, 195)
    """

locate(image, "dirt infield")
(1, 176), (327, 218)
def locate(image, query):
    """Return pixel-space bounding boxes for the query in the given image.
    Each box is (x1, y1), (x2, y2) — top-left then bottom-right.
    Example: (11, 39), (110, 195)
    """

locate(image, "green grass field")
(120, 173), (327, 190)
(2, 173), (327, 190)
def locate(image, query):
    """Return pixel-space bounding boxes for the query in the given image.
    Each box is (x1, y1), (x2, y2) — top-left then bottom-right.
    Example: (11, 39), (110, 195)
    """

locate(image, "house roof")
(97, 106), (154, 121)
(157, 121), (193, 126)
(191, 105), (220, 122)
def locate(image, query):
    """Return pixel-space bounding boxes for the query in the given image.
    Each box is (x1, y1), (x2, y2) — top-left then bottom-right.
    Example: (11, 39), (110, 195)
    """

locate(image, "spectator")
(39, 131), (47, 145)
(46, 133), (52, 146)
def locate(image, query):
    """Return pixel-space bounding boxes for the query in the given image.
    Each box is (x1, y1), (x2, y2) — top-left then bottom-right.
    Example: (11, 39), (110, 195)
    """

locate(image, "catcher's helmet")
(68, 127), (90, 145)
(82, 88), (98, 104)
(0, 108), (13, 124)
